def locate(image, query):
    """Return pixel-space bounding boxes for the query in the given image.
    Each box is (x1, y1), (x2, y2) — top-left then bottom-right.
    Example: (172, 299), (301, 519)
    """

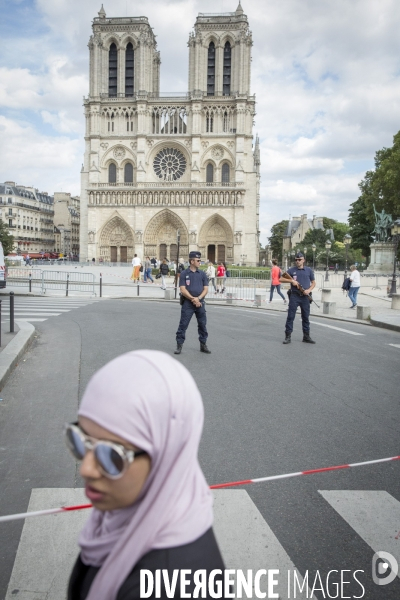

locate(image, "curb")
(0, 321), (36, 390)
(370, 317), (400, 333)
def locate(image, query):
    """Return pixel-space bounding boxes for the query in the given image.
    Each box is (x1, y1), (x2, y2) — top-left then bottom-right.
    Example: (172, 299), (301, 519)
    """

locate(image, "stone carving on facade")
(235, 231), (242, 244)
(191, 161), (200, 171)
(135, 230), (143, 243)
(185, 139), (192, 148)
(227, 141), (235, 149)
(201, 141), (209, 148)
(100, 143), (109, 151)
(146, 139), (154, 147)
(189, 230), (197, 243)
(113, 146), (126, 160)
(90, 161), (100, 172)
(211, 145), (225, 160)
(88, 230), (95, 243)
(130, 142), (137, 150)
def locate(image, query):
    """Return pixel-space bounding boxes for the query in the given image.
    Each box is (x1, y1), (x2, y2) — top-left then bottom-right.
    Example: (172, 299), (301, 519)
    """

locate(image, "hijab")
(77, 350), (213, 600)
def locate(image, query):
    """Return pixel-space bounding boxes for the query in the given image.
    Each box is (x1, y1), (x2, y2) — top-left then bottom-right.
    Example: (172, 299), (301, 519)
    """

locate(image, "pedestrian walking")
(159, 258), (169, 290)
(174, 251), (211, 355)
(280, 252), (316, 344)
(216, 262), (226, 293)
(268, 259), (287, 304)
(130, 254), (141, 282)
(206, 261), (217, 292)
(348, 265), (360, 308)
(66, 350), (224, 600)
(143, 256), (154, 283)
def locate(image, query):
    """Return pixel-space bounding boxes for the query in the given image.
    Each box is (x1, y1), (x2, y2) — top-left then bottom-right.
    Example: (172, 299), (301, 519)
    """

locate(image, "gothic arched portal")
(198, 214), (234, 263)
(144, 209), (189, 260)
(99, 215), (134, 263)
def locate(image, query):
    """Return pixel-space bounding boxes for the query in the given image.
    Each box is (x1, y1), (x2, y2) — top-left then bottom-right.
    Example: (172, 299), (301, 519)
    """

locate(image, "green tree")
(348, 196), (373, 258)
(0, 220), (14, 255)
(268, 219), (288, 261)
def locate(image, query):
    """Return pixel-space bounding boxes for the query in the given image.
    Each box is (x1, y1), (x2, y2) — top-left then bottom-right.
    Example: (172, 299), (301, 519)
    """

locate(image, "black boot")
(303, 333), (316, 344)
(200, 343), (211, 354)
(283, 333), (291, 344)
(174, 344), (183, 355)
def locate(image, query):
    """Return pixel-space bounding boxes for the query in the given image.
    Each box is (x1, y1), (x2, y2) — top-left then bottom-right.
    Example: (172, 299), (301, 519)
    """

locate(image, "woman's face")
(79, 416), (151, 511)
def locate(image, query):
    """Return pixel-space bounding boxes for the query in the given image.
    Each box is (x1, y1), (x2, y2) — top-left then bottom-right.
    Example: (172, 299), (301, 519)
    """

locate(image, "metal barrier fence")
(206, 278), (257, 302)
(7, 269), (96, 296)
(314, 272), (392, 290)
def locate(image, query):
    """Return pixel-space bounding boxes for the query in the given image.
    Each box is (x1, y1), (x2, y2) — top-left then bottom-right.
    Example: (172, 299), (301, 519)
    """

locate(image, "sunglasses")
(65, 422), (147, 479)
(295, 258), (303, 261)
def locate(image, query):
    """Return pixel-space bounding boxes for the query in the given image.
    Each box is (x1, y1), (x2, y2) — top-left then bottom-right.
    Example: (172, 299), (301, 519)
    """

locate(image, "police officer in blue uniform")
(280, 252), (316, 344)
(174, 251), (211, 355)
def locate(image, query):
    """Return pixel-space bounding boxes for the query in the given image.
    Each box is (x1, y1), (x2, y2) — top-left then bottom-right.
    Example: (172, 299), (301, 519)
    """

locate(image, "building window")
(222, 163), (230, 184)
(109, 43), (118, 97)
(124, 163), (133, 183)
(9, 219), (12, 227)
(8, 198), (12, 204)
(109, 163), (117, 183)
(206, 110), (214, 133)
(125, 43), (134, 97)
(223, 41), (231, 96)
(206, 164), (214, 183)
(8, 208), (12, 215)
(207, 42), (215, 96)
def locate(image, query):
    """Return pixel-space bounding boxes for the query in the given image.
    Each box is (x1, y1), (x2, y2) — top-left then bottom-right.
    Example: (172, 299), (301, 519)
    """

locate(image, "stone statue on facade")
(373, 204), (393, 242)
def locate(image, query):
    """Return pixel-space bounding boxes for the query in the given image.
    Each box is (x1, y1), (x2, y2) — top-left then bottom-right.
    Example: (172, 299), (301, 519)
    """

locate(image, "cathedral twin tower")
(80, 3), (260, 265)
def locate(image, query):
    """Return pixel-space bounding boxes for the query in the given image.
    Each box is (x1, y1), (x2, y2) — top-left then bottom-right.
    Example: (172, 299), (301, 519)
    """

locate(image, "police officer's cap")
(189, 251), (201, 259)
(295, 252), (304, 259)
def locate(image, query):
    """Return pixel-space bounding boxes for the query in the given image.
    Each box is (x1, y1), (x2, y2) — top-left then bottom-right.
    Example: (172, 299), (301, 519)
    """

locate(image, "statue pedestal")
(367, 242), (395, 272)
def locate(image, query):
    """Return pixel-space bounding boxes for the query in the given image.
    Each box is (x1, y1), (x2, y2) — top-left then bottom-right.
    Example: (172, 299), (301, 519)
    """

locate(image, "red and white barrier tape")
(0, 454), (398, 523)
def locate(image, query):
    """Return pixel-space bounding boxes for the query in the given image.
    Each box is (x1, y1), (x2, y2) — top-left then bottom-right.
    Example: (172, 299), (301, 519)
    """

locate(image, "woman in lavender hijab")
(66, 350), (224, 600)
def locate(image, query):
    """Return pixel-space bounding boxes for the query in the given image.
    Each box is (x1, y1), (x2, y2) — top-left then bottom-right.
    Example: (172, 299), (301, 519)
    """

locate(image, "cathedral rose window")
(153, 148), (186, 181)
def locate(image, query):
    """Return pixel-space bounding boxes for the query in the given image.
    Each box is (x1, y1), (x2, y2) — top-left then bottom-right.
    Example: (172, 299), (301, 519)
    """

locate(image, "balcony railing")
(89, 91), (254, 102)
(89, 181), (244, 189)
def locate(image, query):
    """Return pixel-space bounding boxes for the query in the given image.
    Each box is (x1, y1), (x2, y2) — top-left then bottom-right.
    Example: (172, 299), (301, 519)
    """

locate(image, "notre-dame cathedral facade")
(80, 3), (260, 265)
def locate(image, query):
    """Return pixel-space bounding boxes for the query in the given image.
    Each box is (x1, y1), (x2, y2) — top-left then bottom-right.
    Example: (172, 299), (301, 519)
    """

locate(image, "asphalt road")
(0, 299), (399, 599)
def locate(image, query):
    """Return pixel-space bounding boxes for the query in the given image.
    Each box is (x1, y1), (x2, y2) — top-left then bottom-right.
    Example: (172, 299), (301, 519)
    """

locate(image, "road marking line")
(214, 307), (279, 317)
(13, 313), (62, 316)
(14, 318), (48, 322)
(310, 321), (365, 335)
(319, 490), (400, 578)
(388, 344), (400, 348)
(13, 309), (71, 312)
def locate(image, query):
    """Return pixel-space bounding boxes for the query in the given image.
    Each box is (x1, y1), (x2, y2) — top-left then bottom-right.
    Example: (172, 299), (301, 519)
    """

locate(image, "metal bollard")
(66, 273), (69, 297)
(137, 282), (140, 296)
(100, 273), (102, 298)
(29, 273), (32, 293)
(10, 292), (14, 333)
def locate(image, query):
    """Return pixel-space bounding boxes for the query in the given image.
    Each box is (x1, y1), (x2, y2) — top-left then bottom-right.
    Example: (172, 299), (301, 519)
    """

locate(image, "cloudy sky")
(1, 0), (400, 244)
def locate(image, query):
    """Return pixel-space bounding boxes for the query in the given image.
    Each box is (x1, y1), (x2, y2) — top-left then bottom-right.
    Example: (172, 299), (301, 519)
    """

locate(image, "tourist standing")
(348, 265), (361, 308)
(206, 261), (217, 292)
(159, 259), (169, 290)
(143, 256), (154, 283)
(269, 259), (287, 304)
(130, 254), (141, 282)
(216, 262), (226, 293)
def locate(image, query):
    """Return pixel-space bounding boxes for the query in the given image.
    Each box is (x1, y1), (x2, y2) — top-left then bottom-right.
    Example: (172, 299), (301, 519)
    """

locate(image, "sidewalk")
(0, 321), (35, 390)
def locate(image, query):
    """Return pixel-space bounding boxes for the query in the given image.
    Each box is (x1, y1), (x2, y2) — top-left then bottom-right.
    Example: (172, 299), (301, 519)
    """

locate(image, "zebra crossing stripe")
(319, 490), (400, 579)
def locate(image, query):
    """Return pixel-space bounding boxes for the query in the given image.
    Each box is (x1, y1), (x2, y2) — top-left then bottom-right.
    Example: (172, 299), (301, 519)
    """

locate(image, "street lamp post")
(312, 243), (316, 270)
(343, 233), (352, 279)
(290, 250), (295, 266)
(389, 218), (400, 296)
(174, 229), (181, 299)
(303, 247), (307, 263)
(325, 240), (332, 281)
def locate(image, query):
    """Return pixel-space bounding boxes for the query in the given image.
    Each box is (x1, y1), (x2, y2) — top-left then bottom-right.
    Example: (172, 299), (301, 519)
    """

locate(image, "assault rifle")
(281, 271), (320, 309)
